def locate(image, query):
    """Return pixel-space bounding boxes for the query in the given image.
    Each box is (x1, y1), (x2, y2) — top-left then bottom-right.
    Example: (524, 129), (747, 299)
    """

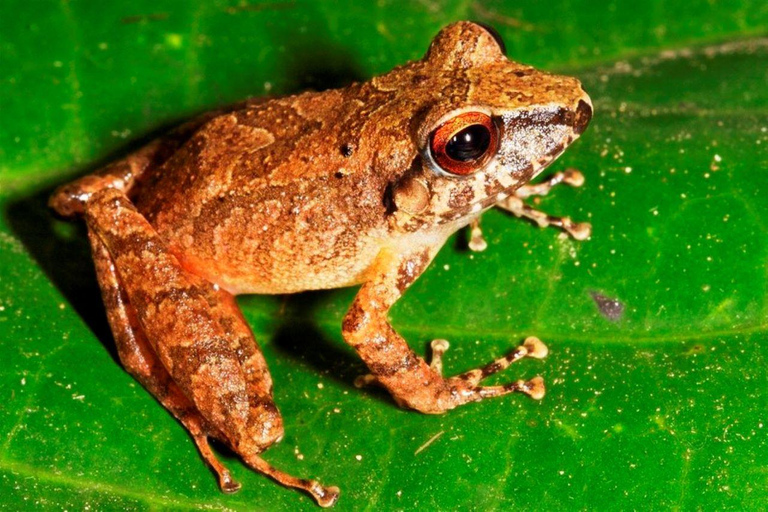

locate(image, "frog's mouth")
(472, 101), (591, 210)
(446, 130), (575, 220)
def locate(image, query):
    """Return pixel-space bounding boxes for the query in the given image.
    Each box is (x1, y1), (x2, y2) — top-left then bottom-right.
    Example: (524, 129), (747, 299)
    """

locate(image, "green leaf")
(1, 1), (767, 510)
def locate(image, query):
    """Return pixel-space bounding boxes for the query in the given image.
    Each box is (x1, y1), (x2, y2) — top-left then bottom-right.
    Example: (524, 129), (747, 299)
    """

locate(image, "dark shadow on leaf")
(269, 291), (392, 405)
(263, 12), (367, 93)
(5, 186), (119, 362)
(283, 43), (366, 92)
(453, 225), (472, 252)
(2, 120), (191, 364)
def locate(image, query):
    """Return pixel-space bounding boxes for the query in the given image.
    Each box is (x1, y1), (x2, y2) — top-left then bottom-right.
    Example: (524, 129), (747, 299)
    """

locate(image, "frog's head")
(389, 21), (592, 226)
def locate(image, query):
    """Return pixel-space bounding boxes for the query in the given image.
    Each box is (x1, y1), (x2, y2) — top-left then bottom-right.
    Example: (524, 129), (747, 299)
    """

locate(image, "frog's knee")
(242, 400), (284, 452)
(49, 175), (116, 218)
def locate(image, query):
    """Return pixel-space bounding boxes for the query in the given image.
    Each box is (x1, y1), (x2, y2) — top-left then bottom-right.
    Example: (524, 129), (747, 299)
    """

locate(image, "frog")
(49, 21), (592, 507)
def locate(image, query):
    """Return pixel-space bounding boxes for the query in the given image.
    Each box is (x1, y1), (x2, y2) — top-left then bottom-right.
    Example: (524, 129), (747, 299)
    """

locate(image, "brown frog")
(50, 21), (592, 507)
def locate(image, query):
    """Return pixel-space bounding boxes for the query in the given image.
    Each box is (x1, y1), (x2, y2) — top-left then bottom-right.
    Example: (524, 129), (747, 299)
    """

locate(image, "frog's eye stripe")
(429, 112), (498, 176)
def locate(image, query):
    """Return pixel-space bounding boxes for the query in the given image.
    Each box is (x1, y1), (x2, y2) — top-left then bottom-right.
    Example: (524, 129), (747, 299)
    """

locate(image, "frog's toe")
(317, 485), (341, 508)
(523, 336), (549, 359)
(467, 220), (488, 252)
(453, 336), (547, 386)
(219, 471), (242, 494)
(353, 373), (380, 388)
(562, 168), (585, 187)
(556, 218), (591, 241)
(475, 375), (546, 401)
(429, 339), (450, 375)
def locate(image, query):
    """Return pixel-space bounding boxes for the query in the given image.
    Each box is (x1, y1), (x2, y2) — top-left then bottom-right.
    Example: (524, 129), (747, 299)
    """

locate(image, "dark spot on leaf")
(121, 12), (169, 24)
(590, 291), (624, 322)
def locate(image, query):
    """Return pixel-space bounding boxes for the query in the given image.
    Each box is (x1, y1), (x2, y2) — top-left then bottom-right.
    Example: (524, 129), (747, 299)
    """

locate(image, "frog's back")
(134, 87), (407, 295)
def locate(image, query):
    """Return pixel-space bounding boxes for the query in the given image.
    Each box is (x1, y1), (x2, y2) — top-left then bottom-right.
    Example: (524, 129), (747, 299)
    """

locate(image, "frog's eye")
(429, 112), (498, 176)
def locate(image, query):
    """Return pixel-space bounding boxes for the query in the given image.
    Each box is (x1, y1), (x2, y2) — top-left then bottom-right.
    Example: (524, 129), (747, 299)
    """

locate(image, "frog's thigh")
(207, 286), (275, 399)
(87, 201), (339, 507)
(87, 230), (242, 492)
(84, 188), (283, 454)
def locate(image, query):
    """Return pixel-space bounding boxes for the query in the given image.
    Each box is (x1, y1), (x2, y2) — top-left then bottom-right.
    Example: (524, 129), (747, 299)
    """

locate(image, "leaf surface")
(1, 1), (767, 510)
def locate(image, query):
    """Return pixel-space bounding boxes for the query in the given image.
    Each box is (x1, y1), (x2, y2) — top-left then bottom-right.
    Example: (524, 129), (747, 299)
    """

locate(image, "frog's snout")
(573, 98), (592, 135)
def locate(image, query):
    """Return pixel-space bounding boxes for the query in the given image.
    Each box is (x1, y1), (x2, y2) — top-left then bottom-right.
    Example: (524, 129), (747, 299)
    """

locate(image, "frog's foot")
(192, 434), (242, 493)
(357, 337), (548, 411)
(242, 454), (340, 508)
(468, 169), (590, 250)
(516, 168), (585, 199)
(441, 336), (547, 401)
(409, 337), (548, 412)
(503, 168), (590, 240)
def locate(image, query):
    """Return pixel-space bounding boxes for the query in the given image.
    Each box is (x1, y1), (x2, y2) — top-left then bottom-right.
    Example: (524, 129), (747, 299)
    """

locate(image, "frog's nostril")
(573, 99), (592, 135)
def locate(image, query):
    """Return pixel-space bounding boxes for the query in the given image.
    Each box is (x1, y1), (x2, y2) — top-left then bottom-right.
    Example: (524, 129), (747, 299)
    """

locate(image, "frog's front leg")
(342, 250), (546, 414)
(468, 169), (592, 252)
(504, 169), (591, 239)
(83, 188), (338, 507)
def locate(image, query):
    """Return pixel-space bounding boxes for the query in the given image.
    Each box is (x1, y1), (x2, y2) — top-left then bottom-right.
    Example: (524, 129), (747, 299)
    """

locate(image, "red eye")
(429, 112), (498, 176)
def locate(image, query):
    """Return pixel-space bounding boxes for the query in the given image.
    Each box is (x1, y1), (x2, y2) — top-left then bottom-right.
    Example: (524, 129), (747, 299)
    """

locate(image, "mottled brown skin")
(49, 22), (592, 506)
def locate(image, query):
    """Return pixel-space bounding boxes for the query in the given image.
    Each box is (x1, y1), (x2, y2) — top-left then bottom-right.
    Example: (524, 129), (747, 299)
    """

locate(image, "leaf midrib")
(0, 457), (238, 511)
(267, 313), (768, 346)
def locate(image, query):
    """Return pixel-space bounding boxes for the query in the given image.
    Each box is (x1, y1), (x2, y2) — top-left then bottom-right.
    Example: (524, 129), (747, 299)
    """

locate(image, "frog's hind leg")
(87, 230), (241, 493)
(83, 188), (338, 507)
